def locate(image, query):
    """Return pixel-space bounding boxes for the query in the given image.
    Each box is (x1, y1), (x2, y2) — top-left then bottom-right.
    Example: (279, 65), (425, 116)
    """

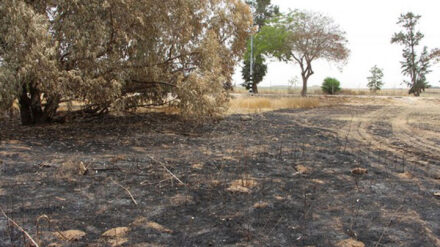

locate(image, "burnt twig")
(0, 206), (40, 247)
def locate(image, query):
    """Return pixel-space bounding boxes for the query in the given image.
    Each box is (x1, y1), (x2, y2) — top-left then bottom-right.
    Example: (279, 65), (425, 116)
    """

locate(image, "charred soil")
(1, 97), (440, 246)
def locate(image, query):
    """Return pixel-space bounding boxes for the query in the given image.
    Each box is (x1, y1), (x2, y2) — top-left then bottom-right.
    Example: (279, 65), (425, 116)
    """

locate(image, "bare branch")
(110, 178), (138, 206)
(146, 155), (186, 186)
(0, 206), (40, 247)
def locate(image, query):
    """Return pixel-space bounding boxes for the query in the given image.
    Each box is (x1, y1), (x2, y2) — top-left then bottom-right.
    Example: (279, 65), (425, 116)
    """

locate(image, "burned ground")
(1, 97), (440, 246)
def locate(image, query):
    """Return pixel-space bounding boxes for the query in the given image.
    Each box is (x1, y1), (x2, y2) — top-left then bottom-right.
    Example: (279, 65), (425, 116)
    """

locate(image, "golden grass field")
(227, 97), (322, 114)
(2, 88), (439, 120)
(233, 87), (440, 97)
(227, 87), (440, 115)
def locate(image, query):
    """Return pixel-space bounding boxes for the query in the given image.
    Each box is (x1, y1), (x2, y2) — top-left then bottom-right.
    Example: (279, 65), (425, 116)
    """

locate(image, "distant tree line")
(240, 8), (439, 97)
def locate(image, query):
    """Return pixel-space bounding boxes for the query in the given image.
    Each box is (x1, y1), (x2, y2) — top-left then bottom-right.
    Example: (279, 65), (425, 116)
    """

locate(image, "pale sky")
(232, 0), (440, 89)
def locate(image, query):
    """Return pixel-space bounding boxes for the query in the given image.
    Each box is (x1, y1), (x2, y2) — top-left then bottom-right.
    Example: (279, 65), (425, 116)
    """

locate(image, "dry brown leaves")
(101, 227), (130, 247)
(131, 217), (173, 234)
(351, 168), (368, 175)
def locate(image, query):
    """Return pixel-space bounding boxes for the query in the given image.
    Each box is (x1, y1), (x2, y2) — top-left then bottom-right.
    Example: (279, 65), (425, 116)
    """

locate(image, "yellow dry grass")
(234, 87), (440, 97)
(228, 97), (321, 114)
(227, 178), (258, 193)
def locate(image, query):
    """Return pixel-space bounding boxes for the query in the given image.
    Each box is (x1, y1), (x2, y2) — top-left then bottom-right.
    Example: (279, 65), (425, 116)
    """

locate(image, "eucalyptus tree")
(391, 12), (431, 96)
(0, 0), (252, 124)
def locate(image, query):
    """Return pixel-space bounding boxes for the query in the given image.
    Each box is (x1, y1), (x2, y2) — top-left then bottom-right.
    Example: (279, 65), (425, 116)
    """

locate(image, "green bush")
(321, 77), (341, 95)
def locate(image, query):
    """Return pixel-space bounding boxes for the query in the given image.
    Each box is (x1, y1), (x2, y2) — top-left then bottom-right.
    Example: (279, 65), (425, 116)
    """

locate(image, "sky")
(232, 0), (440, 89)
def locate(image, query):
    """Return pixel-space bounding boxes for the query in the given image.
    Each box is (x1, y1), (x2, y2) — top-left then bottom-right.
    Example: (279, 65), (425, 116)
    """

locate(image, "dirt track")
(1, 96), (440, 246)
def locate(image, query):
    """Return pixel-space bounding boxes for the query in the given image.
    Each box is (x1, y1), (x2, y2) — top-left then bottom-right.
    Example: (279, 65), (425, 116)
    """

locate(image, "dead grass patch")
(253, 201), (269, 209)
(397, 171), (413, 179)
(295, 165), (310, 175)
(227, 178), (258, 193)
(131, 218), (173, 234)
(170, 194), (193, 205)
(58, 160), (88, 177)
(311, 179), (325, 185)
(228, 97), (320, 114)
(54, 230), (86, 241)
(146, 222), (173, 234)
(102, 227), (129, 238)
(336, 238), (365, 247)
(191, 163), (203, 170)
(108, 238), (129, 247)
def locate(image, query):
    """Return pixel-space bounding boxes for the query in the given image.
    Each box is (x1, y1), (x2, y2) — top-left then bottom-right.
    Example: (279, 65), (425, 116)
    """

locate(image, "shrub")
(0, 0), (252, 124)
(321, 77), (341, 95)
(367, 65), (384, 92)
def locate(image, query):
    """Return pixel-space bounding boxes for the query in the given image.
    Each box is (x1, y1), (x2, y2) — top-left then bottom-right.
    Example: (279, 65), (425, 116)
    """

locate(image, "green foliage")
(242, 0), (278, 93)
(321, 77), (341, 95)
(391, 12), (431, 96)
(245, 0), (279, 30)
(253, 24), (290, 60)
(254, 10), (349, 96)
(241, 54), (267, 93)
(367, 65), (384, 92)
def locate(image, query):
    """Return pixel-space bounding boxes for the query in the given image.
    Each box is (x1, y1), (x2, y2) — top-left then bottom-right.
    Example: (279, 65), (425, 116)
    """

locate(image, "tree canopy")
(0, 0), (252, 124)
(245, 0), (279, 30)
(254, 10), (350, 96)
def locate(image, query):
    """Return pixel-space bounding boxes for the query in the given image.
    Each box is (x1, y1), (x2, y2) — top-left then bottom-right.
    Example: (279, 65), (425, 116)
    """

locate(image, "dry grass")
(338, 89), (409, 96)
(233, 87), (302, 95)
(228, 96), (321, 114)
(234, 87), (440, 97)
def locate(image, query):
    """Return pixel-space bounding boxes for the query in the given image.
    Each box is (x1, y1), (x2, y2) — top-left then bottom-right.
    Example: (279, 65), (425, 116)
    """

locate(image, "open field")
(233, 87), (440, 97)
(1, 96), (440, 246)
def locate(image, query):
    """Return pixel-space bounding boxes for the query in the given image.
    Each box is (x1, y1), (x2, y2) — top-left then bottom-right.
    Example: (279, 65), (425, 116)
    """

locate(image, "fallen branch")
(110, 178), (138, 206)
(146, 155), (185, 185)
(0, 206), (40, 247)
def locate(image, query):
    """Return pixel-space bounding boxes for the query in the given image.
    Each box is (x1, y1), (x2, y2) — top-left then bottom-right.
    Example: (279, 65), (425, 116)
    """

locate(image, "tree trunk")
(18, 84), (59, 125)
(414, 90), (420, 97)
(252, 82), (259, 94)
(301, 75), (308, 97)
(19, 87), (34, 125)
